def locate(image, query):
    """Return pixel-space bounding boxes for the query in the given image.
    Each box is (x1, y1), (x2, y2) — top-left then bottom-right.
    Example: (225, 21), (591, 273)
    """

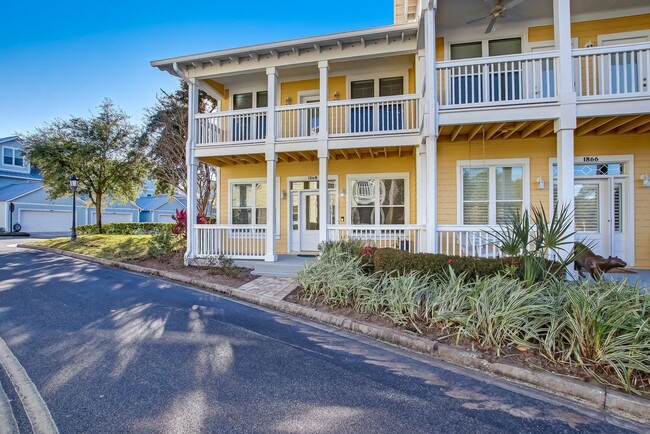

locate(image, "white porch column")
(265, 68), (279, 261)
(265, 153), (277, 261)
(554, 0), (577, 258)
(318, 61), (329, 245)
(424, 3), (438, 253)
(185, 80), (199, 265)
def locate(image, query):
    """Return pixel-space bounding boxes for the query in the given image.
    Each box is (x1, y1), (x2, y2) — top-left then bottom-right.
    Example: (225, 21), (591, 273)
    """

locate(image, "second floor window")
(3, 147), (24, 167)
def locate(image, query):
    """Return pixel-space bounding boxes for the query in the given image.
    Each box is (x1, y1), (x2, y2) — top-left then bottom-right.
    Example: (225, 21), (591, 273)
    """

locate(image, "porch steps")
(234, 255), (317, 278)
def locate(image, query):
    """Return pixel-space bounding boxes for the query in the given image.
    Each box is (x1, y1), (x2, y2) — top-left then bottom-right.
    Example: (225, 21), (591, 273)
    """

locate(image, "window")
(460, 164), (524, 225)
(350, 176), (406, 225)
(231, 182), (266, 224)
(3, 147), (24, 167)
(230, 179), (280, 236)
(350, 76), (405, 132)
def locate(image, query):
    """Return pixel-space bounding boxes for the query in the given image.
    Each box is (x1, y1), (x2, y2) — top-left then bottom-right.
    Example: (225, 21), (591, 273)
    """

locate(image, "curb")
(20, 244), (650, 426)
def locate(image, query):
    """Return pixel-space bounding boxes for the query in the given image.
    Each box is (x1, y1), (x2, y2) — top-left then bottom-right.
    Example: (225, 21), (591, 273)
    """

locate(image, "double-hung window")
(3, 147), (24, 167)
(460, 162), (525, 225)
(231, 182), (267, 225)
(350, 175), (407, 225)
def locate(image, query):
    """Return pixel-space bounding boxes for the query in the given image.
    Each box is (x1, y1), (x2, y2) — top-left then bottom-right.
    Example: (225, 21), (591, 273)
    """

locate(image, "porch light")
(340, 188), (346, 198)
(333, 91), (340, 100)
(536, 176), (545, 190)
(281, 190), (287, 199)
(69, 175), (79, 241)
(641, 174), (650, 188)
(285, 96), (292, 104)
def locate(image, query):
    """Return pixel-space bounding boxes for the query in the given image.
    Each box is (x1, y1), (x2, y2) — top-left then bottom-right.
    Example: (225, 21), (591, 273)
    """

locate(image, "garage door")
(90, 212), (133, 224)
(158, 214), (175, 223)
(19, 210), (72, 232)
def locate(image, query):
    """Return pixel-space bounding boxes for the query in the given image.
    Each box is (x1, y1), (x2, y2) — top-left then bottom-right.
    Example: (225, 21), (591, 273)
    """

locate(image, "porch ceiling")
(200, 146), (416, 167)
(438, 115), (650, 142)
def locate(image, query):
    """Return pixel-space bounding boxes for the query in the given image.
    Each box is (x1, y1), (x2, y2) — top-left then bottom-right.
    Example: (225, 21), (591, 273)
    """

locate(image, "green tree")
(141, 81), (218, 217)
(21, 99), (148, 234)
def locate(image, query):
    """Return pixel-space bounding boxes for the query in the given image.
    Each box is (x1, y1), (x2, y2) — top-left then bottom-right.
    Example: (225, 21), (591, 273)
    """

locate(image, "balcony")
(436, 52), (559, 110)
(573, 42), (650, 100)
(194, 94), (420, 146)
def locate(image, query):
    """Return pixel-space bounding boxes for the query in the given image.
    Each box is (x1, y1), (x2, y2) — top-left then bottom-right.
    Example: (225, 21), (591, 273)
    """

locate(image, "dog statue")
(573, 242), (627, 280)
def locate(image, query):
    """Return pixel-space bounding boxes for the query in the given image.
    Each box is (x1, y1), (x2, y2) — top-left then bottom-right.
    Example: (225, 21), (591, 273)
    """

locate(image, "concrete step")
(235, 255), (316, 278)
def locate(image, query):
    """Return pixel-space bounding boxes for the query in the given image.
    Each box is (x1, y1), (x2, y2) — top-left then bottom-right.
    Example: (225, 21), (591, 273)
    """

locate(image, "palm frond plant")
(487, 202), (594, 285)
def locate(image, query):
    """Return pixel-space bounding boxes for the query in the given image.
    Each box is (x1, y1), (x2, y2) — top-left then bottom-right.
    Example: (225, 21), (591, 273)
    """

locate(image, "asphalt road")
(0, 241), (643, 433)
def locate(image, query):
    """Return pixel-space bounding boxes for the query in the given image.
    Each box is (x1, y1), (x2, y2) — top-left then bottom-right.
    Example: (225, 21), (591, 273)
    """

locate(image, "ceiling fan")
(466, 0), (527, 34)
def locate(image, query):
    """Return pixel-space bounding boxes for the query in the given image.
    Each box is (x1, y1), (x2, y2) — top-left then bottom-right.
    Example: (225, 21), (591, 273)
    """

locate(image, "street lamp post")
(69, 175), (79, 241)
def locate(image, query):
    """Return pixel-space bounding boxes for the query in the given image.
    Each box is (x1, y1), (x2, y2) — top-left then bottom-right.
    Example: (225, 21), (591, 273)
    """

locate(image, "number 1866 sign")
(583, 156), (599, 163)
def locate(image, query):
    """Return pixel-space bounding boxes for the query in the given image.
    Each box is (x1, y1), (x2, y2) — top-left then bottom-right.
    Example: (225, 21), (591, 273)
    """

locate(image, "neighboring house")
(136, 195), (186, 223)
(0, 181), (85, 232)
(0, 136), (174, 231)
(157, 1), (650, 268)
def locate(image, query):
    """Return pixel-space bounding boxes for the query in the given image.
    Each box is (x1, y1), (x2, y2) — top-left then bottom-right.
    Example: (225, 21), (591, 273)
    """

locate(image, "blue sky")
(0, 0), (393, 137)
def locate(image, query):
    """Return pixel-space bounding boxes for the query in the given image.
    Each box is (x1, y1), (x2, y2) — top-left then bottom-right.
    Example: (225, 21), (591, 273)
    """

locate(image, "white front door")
(574, 180), (610, 257)
(300, 191), (320, 251)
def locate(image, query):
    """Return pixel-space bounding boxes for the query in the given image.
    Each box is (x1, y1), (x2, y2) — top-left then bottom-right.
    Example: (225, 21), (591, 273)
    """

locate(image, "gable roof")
(0, 182), (43, 201)
(136, 195), (184, 211)
(0, 136), (20, 145)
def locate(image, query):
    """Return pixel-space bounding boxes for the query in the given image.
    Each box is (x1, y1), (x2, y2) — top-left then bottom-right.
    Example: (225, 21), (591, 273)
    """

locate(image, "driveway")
(0, 247), (642, 433)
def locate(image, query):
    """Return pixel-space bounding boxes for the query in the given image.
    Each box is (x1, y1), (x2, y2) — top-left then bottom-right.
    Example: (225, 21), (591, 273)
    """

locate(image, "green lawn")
(33, 234), (153, 261)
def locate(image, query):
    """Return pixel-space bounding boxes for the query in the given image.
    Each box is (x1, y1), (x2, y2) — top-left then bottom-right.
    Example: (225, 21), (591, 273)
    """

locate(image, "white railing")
(437, 225), (504, 258)
(573, 42), (650, 99)
(327, 225), (424, 254)
(328, 94), (419, 137)
(195, 224), (266, 259)
(275, 103), (320, 140)
(436, 52), (559, 108)
(195, 108), (267, 145)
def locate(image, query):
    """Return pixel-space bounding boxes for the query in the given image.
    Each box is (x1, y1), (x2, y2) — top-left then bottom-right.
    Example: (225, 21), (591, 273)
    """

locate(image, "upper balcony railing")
(328, 94), (419, 137)
(573, 42), (650, 100)
(194, 94), (420, 146)
(196, 108), (267, 145)
(436, 51), (560, 109)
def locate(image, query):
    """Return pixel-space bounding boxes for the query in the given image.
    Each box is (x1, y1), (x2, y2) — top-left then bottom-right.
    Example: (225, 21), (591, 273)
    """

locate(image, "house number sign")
(307, 176), (318, 181)
(583, 156), (600, 163)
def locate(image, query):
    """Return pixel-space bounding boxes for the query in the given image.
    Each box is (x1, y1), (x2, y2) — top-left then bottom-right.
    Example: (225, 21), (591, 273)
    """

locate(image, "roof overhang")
(151, 23), (419, 78)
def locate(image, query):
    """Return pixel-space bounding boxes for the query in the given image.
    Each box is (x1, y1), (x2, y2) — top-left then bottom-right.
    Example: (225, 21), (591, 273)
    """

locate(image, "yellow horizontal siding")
(529, 14), (650, 46)
(437, 132), (650, 268)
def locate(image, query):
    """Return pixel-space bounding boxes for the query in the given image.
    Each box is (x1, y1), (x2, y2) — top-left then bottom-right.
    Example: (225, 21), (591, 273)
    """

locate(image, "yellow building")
(152, 0), (650, 269)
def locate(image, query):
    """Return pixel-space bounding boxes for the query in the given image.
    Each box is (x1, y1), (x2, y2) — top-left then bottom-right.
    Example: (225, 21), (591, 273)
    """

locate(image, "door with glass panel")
(350, 77), (404, 133)
(299, 192), (320, 251)
(574, 180), (609, 257)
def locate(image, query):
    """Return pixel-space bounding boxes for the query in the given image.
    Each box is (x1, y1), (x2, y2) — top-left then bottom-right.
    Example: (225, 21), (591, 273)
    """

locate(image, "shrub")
(147, 230), (175, 258)
(373, 248), (508, 280)
(171, 209), (208, 238)
(77, 222), (174, 235)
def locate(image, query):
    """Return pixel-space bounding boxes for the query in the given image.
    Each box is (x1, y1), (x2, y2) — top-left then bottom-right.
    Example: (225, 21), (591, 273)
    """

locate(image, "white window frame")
(346, 172), (410, 225)
(228, 177), (280, 238)
(346, 70), (410, 99)
(447, 36), (525, 60)
(457, 158), (530, 226)
(2, 146), (25, 167)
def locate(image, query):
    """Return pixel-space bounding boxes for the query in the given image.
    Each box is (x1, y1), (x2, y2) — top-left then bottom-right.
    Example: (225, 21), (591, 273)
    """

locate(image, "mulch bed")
(286, 286), (650, 397)
(127, 250), (257, 288)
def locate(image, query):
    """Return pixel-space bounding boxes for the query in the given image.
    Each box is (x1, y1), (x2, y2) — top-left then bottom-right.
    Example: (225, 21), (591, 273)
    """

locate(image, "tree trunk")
(96, 194), (103, 234)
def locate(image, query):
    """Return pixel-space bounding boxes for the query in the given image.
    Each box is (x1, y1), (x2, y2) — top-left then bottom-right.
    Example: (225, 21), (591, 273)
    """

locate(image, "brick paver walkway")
(238, 277), (299, 299)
